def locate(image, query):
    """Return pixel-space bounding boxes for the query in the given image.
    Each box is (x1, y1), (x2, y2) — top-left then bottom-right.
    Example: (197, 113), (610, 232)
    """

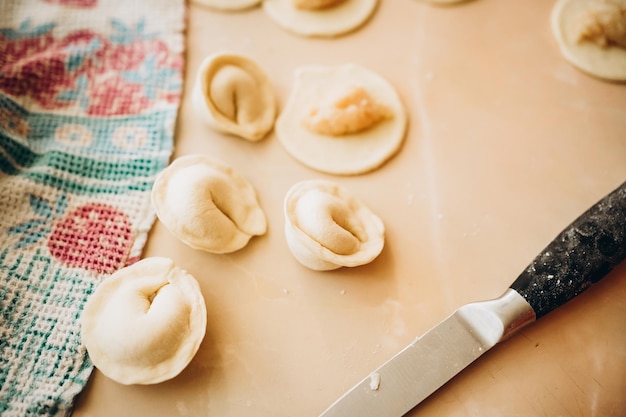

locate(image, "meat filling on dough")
(575, 0), (626, 48)
(302, 85), (393, 137)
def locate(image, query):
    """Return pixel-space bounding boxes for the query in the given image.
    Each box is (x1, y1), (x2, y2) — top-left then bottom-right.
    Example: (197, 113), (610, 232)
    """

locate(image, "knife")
(319, 181), (626, 417)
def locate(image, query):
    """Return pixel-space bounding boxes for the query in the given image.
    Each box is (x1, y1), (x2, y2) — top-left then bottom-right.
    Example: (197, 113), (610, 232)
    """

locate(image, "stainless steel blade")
(319, 289), (535, 417)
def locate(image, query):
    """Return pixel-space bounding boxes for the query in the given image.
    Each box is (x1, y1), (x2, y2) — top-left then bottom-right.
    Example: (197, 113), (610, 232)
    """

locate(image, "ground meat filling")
(576, 0), (626, 48)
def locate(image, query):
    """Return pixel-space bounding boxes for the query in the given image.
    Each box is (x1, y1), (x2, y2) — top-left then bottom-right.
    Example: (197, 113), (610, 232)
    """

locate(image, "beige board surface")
(73, 1), (626, 416)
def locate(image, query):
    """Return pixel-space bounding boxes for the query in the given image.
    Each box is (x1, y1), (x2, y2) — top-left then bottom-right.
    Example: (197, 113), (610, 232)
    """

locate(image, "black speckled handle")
(510, 181), (626, 319)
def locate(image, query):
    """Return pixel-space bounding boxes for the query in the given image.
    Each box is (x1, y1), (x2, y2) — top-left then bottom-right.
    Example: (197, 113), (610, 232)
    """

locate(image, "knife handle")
(510, 181), (626, 319)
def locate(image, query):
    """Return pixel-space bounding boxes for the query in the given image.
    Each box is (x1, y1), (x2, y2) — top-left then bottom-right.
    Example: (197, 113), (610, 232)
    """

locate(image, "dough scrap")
(284, 179), (385, 271)
(262, 0), (378, 38)
(551, 0), (626, 81)
(81, 257), (207, 385)
(190, 0), (261, 11)
(151, 154), (267, 254)
(192, 53), (277, 141)
(276, 64), (407, 175)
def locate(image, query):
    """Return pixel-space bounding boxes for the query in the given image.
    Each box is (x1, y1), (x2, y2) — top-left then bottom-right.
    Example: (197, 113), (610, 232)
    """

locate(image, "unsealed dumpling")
(262, 0), (378, 38)
(192, 53), (277, 141)
(81, 257), (207, 385)
(151, 154), (267, 253)
(552, 0), (626, 81)
(284, 179), (384, 271)
(191, 0), (261, 11)
(276, 64), (407, 175)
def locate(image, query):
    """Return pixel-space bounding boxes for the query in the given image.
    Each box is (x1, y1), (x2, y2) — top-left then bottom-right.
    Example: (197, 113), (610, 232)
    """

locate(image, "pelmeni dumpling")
(284, 179), (384, 271)
(151, 155), (267, 254)
(262, 0), (378, 38)
(192, 53), (277, 141)
(81, 257), (207, 385)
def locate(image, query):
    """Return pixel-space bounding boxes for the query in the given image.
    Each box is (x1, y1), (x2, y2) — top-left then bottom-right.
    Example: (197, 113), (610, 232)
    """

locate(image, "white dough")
(551, 0), (626, 81)
(151, 154), (267, 254)
(276, 64), (407, 175)
(284, 179), (385, 271)
(190, 0), (261, 11)
(262, 0), (378, 38)
(81, 257), (207, 385)
(192, 53), (277, 141)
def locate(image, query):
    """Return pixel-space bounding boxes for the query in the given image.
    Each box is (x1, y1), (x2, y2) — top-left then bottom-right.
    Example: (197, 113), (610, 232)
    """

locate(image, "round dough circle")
(276, 64), (407, 175)
(283, 179), (385, 271)
(551, 0), (626, 81)
(262, 0), (378, 38)
(81, 257), (207, 385)
(151, 154), (267, 254)
(191, 0), (261, 11)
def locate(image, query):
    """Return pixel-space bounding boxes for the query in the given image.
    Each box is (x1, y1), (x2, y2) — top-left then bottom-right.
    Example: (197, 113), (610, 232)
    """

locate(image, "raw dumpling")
(191, 0), (261, 10)
(192, 53), (277, 141)
(262, 0), (378, 38)
(151, 154), (267, 254)
(276, 64), (407, 175)
(81, 257), (207, 385)
(552, 0), (626, 81)
(284, 179), (385, 271)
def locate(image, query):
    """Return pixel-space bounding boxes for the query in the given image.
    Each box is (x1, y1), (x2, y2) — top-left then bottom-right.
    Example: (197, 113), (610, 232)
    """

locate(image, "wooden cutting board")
(73, 1), (626, 416)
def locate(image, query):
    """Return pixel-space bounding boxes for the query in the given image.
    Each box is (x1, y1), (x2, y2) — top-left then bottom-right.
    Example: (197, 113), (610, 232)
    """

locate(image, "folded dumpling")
(192, 53), (277, 141)
(284, 179), (385, 271)
(151, 154), (267, 253)
(81, 257), (207, 385)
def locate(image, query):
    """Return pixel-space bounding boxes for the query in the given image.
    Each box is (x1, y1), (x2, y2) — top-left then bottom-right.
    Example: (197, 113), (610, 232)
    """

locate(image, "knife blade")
(319, 181), (626, 417)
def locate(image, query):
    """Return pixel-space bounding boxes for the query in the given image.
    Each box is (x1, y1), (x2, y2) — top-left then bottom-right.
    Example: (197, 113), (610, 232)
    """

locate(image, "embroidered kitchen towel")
(0, 1), (185, 415)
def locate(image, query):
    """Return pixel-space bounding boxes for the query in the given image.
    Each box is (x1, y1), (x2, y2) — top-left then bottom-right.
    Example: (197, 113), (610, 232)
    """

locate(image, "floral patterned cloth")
(0, 1), (185, 415)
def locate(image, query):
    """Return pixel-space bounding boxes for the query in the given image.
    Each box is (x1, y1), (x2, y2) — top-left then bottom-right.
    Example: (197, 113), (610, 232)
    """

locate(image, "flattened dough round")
(284, 179), (385, 271)
(276, 64), (407, 175)
(262, 0), (378, 38)
(151, 154), (267, 254)
(191, 0), (260, 10)
(81, 257), (207, 385)
(551, 0), (626, 81)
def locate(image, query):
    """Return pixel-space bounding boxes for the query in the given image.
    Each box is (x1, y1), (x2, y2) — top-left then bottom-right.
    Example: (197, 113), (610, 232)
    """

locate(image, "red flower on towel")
(48, 203), (133, 274)
(7, 195), (134, 274)
(0, 17), (181, 115)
